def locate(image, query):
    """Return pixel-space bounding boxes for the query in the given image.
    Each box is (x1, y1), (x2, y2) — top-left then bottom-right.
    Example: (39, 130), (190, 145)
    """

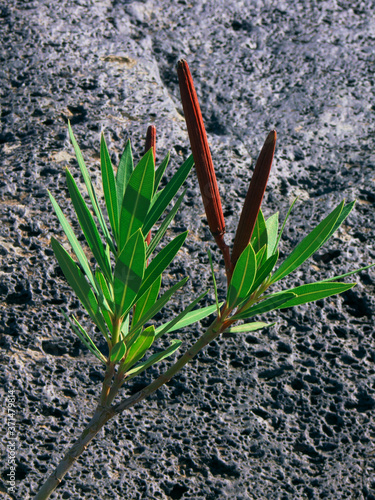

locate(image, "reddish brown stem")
(231, 130), (277, 267)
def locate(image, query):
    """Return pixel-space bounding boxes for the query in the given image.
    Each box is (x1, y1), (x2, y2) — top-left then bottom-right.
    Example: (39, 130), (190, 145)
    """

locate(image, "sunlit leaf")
(125, 339), (181, 380)
(119, 149), (154, 250)
(227, 243), (257, 308)
(270, 201), (345, 283)
(114, 229), (145, 317)
(234, 292), (296, 320)
(65, 168), (112, 281)
(100, 133), (118, 240)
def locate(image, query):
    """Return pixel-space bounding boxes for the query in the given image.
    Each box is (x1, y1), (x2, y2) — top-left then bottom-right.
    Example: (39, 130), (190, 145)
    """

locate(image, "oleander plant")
(34, 60), (373, 499)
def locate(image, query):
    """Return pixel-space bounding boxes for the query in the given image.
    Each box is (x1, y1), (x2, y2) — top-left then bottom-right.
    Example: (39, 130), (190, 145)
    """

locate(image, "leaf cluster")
(49, 124), (215, 382)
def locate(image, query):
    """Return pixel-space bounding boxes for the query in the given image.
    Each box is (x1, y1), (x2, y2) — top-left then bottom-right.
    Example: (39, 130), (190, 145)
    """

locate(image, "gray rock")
(1, 0), (374, 499)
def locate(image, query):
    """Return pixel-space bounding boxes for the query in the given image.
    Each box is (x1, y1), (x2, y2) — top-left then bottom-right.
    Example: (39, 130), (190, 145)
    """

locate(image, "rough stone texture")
(1, 0), (375, 499)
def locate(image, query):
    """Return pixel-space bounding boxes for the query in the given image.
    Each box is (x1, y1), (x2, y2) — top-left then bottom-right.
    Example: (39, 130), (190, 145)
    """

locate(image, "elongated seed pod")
(144, 125), (156, 247)
(231, 130), (276, 267)
(177, 59), (225, 238)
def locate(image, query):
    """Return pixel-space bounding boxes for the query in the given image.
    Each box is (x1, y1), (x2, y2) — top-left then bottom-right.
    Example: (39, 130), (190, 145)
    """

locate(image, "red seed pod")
(145, 125), (156, 164)
(177, 59), (225, 239)
(231, 130), (277, 267)
(144, 125), (156, 247)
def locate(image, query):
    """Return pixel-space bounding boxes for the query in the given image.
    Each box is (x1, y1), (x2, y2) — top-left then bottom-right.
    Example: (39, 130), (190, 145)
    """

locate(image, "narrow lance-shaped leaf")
(154, 301), (224, 338)
(274, 281), (356, 309)
(227, 243), (257, 309)
(142, 153), (194, 236)
(321, 200), (356, 246)
(251, 208), (267, 253)
(270, 201), (345, 284)
(320, 263), (375, 283)
(120, 325), (155, 373)
(233, 292), (296, 321)
(119, 149), (154, 250)
(100, 133), (119, 241)
(231, 130), (276, 267)
(95, 269), (114, 306)
(154, 152), (170, 194)
(137, 231), (188, 300)
(114, 229), (146, 318)
(68, 122), (115, 254)
(255, 245), (267, 269)
(61, 311), (107, 364)
(116, 139), (133, 217)
(132, 276), (161, 328)
(265, 212), (279, 257)
(65, 168), (112, 282)
(129, 277), (189, 335)
(274, 197), (298, 251)
(207, 248), (220, 316)
(48, 191), (97, 293)
(224, 322), (274, 334)
(146, 189), (186, 259)
(110, 340), (127, 363)
(154, 289), (208, 341)
(249, 251), (279, 295)
(51, 238), (109, 338)
(125, 339), (182, 380)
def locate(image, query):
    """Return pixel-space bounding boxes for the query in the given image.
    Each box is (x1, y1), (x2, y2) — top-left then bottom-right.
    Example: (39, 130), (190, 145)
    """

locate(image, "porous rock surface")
(1, 1), (375, 499)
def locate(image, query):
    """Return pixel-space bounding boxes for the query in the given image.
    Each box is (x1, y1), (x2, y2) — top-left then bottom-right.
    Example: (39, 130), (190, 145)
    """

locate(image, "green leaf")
(270, 201), (345, 284)
(320, 263), (375, 283)
(132, 276), (161, 327)
(146, 190), (186, 259)
(120, 325), (155, 372)
(68, 123), (115, 254)
(110, 340), (127, 362)
(119, 149), (154, 249)
(100, 133), (118, 240)
(154, 152), (169, 194)
(154, 290), (208, 341)
(234, 292), (296, 320)
(227, 243), (257, 308)
(265, 212), (279, 257)
(116, 139), (133, 217)
(224, 322), (274, 334)
(65, 168), (112, 281)
(321, 200), (356, 245)
(95, 269), (113, 305)
(251, 209), (267, 253)
(51, 238), (109, 338)
(154, 301), (224, 338)
(129, 277), (189, 335)
(207, 248), (220, 316)
(114, 229), (146, 317)
(137, 231), (188, 300)
(275, 281), (356, 309)
(125, 339), (181, 380)
(142, 154), (194, 236)
(249, 251), (279, 295)
(61, 311), (107, 364)
(274, 197), (298, 251)
(48, 191), (97, 292)
(255, 245), (267, 269)
(120, 314), (130, 340)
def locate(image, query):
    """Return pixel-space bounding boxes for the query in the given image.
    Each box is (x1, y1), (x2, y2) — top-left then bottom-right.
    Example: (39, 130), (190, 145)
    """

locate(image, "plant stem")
(33, 406), (114, 500)
(34, 314), (227, 499)
(113, 314), (225, 414)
